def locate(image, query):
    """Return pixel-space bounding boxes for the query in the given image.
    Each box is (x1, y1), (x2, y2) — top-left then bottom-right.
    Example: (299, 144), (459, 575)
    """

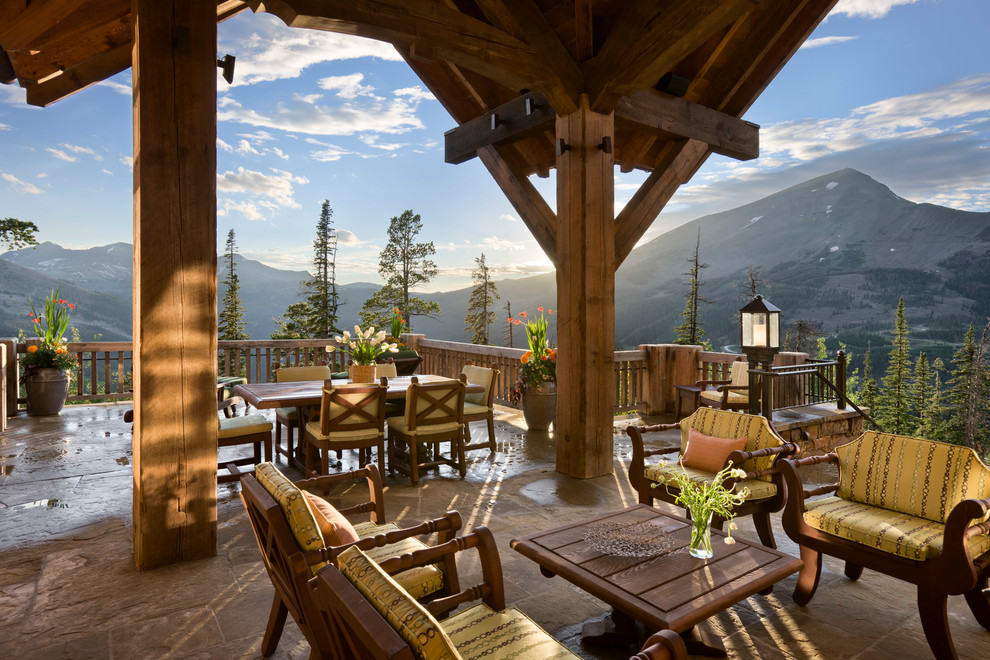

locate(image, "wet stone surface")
(0, 403), (987, 659)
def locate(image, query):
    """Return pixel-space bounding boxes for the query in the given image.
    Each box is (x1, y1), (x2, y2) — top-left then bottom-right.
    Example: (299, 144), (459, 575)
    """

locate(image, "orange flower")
(519, 311), (527, 318)
(32, 318), (40, 324)
(68, 303), (75, 309)
(548, 348), (557, 361)
(55, 348), (65, 355)
(513, 320), (521, 326)
(521, 351), (532, 364)
(27, 345), (38, 353)
(548, 309), (553, 315)
(538, 307), (544, 312)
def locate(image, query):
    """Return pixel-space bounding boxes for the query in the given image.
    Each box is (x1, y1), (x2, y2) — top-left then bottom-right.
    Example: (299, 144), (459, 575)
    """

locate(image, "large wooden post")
(555, 94), (615, 478)
(132, 0), (218, 569)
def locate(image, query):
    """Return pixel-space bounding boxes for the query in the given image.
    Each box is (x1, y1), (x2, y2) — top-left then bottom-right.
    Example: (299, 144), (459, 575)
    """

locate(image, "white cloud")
(1, 172), (44, 194)
(319, 74), (376, 100)
(97, 79), (131, 96)
(36, 173), (48, 179)
(483, 236), (526, 252)
(236, 139), (262, 156)
(238, 130), (278, 142)
(800, 36), (858, 50)
(272, 147), (289, 160)
(360, 135), (404, 151)
(394, 86), (436, 102)
(219, 13), (402, 87)
(499, 213), (519, 223)
(218, 199), (271, 222)
(217, 166), (309, 208)
(310, 145), (353, 162)
(46, 147), (76, 162)
(831, 0), (918, 19)
(0, 122), (9, 130)
(101, 169), (113, 175)
(217, 138), (234, 152)
(120, 155), (134, 169)
(60, 143), (102, 160)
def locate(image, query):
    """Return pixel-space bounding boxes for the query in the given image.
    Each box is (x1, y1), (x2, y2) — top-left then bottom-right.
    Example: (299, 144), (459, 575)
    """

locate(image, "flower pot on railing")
(23, 367), (70, 416)
(521, 381), (556, 431)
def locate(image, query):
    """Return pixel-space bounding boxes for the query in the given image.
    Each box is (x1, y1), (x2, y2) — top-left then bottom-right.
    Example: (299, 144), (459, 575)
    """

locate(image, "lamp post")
(739, 295), (780, 417)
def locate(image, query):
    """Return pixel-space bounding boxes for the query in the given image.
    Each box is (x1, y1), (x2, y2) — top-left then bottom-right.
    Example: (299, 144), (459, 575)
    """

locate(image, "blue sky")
(1, 0), (988, 291)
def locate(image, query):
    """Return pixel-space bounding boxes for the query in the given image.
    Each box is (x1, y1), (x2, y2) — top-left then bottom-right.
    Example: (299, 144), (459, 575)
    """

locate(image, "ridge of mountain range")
(2, 169), (988, 360)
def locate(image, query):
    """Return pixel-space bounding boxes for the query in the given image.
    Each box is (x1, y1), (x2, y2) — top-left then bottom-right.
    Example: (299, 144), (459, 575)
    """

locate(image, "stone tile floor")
(1, 403), (988, 659)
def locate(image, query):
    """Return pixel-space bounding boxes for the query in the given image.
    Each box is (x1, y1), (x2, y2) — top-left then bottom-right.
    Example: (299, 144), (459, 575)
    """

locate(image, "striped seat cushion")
(644, 462), (777, 501)
(836, 432), (990, 523)
(679, 407), (783, 482)
(441, 603), (577, 659)
(255, 462), (327, 575)
(804, 496), (990, 561)
(698, 389), (748, 405)
(338, 546), (459, 660)
(352, 521), (444, 599)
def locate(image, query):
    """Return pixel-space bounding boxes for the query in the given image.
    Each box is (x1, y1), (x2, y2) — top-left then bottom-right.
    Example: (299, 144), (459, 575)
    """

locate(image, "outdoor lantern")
(740, 295), (780, 417)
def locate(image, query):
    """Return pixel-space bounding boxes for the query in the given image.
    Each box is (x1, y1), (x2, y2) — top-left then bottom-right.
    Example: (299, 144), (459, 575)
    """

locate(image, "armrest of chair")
(374, 526), (506, 616)
(297, 464), (387, 523)
(627, 425), (681, 468)
(937, 497), (990, 592)
(725, 443), (800, 480)
(314, 511), (464, 566)
(631, 629), (688, 660)
(694, 378), (730, 389)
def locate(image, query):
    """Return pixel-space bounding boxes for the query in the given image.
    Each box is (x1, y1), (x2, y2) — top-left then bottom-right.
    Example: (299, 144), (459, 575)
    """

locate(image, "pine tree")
(464, 253), (500, 345)
(909, 351), (931, 433)
(360, 210), (441, 330)
(946, 324), (977, 444)
(785, 319), (823, 355)
(218, 229), (249, 341)
(1, 217), (39, 250)
(919, 358), (947, 441)
(303, 200), (339, 338)
(858, 343), (879, 430)
(673, 229), (713, 346)
(876, 298), (912, 434)
(503, 301), (515, 348)
(271, 302), (311, 340)
(739, 264), (770, 300)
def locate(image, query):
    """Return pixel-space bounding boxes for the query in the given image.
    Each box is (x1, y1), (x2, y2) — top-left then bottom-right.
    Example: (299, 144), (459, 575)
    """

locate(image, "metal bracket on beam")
(445, 93), (555, 165)
(598, 136), (613, 154)
(490, 113), (499, 131)
(556, 138), (570, 156)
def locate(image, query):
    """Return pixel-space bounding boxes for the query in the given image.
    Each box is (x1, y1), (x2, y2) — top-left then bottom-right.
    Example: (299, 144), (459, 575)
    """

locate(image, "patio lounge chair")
(697, 359), (751, 411)
(627, 407), (797, 548)
(240, 462), (463, 657)
(312, 529), (688, 660)
(779, 432), (990, 659)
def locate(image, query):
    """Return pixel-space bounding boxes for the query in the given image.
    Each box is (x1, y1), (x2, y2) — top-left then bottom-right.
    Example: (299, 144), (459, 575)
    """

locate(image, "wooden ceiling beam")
(615, 88), (759, 161)
(586, 0), (758, 113)
(614, 139), (709, 267)
(617, 133), (657, 174)
(12, 14), (130, 83)
(2, 0), (127, 56)
(444, 93), (554, 164)
(472, 0), (583, 113)
(0, 0), (90, 51)
(252, 0), (543, 96)
(477, 144), (557, 265)
(24, 42), (130, 107)
(573, 0), (593, 61)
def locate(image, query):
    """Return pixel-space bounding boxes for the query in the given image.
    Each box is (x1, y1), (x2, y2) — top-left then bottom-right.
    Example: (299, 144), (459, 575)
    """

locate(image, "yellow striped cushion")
(441, 603), (576, 659)
(836, 432), (990, 523)
(338, 546), (458, 660)
(351, 522), (444, 600)
(679, 408), (783, 482)
(255, 462), (327, 575)
(804, 496), (990, 561)
(699, 390), (748, 405)
(644, 462), (777, 501)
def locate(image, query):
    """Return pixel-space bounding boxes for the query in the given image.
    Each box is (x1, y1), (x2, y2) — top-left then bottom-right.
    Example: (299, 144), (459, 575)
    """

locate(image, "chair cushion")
(441, 603), (576, 659)
(729, 361), (750, 387)
(835, 432), (990, 524)
(218, 414), (273, 439)
(681, 428), (748, 473)
(338, 546), (459, 660)
(679, 408), (783, 482)
(255, 462), (327, 574)
(302, 492), (359, 546)
(462, 365), (494, 406)
(305, 420), (382, 443)
(462, 402), (491, 417)
(351, 522), (444, 599)
(387, 417), (463, 437)
(275, 406), (298, 421)
(803, 496), (990, 561)
(275, 365), (332, 382)
(699, 389), (748, 405)
(644, 462), (777, 500)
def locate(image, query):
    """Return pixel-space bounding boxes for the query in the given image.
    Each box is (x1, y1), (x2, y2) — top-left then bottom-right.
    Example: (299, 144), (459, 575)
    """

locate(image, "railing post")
(837, 350), (847, 410)
(639, 344), (701, 415)
(0, 338), (15, 420)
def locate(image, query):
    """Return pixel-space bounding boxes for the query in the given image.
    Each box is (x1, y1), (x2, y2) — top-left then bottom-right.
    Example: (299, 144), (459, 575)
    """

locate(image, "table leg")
(680, 625), (727, 657)
(581, 608), (637, 648)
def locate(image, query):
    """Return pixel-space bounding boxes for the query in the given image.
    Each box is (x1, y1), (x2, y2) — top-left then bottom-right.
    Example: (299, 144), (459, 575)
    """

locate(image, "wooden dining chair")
(302, 378), (387, 478)
(460, 365), (499, 453)
(273, 365), (332, 466)
(387, 376), (466, 485)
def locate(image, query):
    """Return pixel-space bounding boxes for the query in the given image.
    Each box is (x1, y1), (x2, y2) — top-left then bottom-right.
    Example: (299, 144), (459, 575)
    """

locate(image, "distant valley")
(3, 168), (988, 374)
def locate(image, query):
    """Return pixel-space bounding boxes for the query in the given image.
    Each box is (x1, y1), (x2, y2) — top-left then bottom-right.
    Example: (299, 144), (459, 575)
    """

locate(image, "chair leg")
(377, 438), (386, 477)
(918, 583), (957, 660)
(274, 420), (283, 456)
(792, 545), (823, 606)
(262, 593), (289, 657)
(752, 511), (777, 549)
(964, 575), (990, 629)
(456, 436), (466, 478)
(844, 561), (863, 581)
(320, 440), (330, 477)
(408, 439), (419, 485)
(486, 416), (496, 451)
(387, 436), (396, 475)
(286, 423), (296, 467)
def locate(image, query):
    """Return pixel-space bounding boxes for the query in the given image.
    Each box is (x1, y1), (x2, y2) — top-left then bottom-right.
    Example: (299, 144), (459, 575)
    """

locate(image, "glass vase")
(688, 509), (714, 559)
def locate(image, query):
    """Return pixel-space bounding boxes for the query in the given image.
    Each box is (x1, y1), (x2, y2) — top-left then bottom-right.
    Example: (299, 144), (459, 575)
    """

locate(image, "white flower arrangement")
(325, 325), (399, 366)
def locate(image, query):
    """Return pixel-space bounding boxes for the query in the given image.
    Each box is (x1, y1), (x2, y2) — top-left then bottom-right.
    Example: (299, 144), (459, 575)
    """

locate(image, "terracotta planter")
(521, 381), (556, 431)
(349, 364), (377, 384)
(23, 368), (70, 416)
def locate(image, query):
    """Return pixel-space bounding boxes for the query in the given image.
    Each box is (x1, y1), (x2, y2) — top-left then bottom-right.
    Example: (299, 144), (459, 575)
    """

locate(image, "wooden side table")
(673, 384), (701, 420)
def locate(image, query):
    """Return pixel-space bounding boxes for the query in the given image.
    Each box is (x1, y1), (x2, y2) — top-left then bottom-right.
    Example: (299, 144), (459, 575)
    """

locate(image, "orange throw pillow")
(302, 491), (359, 546)
(681, 428), (748, 473)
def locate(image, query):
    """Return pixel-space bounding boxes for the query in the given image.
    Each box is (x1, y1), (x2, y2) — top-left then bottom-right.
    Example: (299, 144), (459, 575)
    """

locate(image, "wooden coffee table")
(510, 504), (802, 656)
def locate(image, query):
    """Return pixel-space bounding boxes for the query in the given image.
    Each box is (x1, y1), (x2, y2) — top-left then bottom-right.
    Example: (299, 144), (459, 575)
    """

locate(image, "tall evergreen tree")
(503, 301), (515, 348)
(785, 319), (823, 355)
(946, 324), (977, 444)
(271, 302), (311, 340)
(909, 351), (931, 432)
(673, 229), (713, 346)
(859, 343), (879, 429)
(464, 253), (500, 345)
(876, 298), (912, 434)
(919, 358), (947, 441)
(360, 209), (441, 330)
(303, 200), (339, 338)
(218, 229), (249, 341)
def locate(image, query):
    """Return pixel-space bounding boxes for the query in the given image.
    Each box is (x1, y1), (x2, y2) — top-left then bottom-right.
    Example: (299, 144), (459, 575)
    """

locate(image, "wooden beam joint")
(445, 93), (555, 164)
